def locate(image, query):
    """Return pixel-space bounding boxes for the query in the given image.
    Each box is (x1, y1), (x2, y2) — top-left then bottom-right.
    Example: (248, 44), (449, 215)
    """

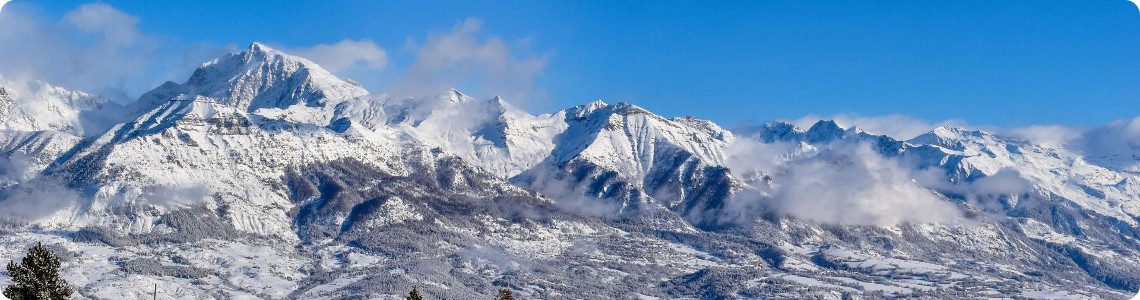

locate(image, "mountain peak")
(238, 42), (291, 63)
(611, 101), (647, 113)
(146, 42), (369, 117)
(442, 89), (471, 103)
(248, 42), (271, 52)
(931, 125), (963, 136)
(908, 126), (1001, 152)
(804, 119), (847, 143)
(567, 100), (609, 118)
(919, 126), (992, 141)
(808, 119), (842, 131)
(566, 100), (658, 120)
(584, 99), (608, 110)
(734, 121), (802, 143)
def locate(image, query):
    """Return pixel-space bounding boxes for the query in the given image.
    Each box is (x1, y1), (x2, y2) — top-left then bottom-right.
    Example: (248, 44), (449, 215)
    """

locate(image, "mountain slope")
(736, 120), (1140, 293)
(510, 101), (742, 229)
(0, 44), (1137, 299)
(0, 44), (766, 299)
(27, 44), (401, 238)
(336, 90), (567, 179)
(0, 78), (111, 135)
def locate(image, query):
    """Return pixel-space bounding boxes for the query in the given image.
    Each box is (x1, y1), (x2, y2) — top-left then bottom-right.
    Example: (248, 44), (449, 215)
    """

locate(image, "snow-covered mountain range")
(0, 43), (1138, 299)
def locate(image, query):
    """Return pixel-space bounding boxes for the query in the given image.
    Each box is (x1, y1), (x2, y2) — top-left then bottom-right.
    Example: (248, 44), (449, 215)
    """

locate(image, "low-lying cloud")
(721, 118), (1062, 226)
(912, 167), (1034, 209)
(0, 154), (80, 223)
(763, 142), (962, 226)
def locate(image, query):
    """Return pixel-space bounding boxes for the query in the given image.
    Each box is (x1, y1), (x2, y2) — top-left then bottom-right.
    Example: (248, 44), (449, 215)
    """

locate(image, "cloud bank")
(782, 114), (1140, 172)
(765, 143), (962, 226)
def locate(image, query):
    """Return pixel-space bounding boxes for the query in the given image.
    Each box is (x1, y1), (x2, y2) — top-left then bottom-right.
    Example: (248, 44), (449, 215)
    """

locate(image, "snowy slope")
(0, 78), (110, 135)
(0, 44), (1137, 299)
(507, 101), (744, 230)
(131, 42), (369, 126)
(908, 126), (1140, 224)
(737, 120), (1140, 293)
(26, 44), (417, 239)
(348, 94), (744, 228)
(335, 90), (567, 179)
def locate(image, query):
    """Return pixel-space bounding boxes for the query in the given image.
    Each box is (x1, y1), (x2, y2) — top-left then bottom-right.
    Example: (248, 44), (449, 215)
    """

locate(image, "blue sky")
(3, 0), (1139, 128)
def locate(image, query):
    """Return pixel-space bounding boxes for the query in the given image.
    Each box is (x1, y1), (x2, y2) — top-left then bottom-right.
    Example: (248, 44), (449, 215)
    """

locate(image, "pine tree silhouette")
(406, 286), (425, 300)
(495, 288), (513, 300)
(3, 242), (73, 300)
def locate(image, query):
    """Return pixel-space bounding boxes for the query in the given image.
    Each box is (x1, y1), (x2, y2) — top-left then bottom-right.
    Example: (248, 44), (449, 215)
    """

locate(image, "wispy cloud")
(2, 3), (549, 111)
(721, 134), (968, 226)
(63, 2), (142, 47)
(1073, 116), (1140, 163)
(998, 124), (1085, 147)
(0, 2), (227, 102)
(286, 39), (389, 74)
(0, 154), (81, 222)
(393, 18), (550, 108)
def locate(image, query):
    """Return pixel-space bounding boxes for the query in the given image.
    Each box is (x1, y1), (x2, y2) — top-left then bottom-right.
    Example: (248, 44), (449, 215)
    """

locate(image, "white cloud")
(722, 138), (964, 226)
(987, 117), (1140, 170)
(968, 169), (1032, 196)
(0, 3), (225, 102)
(0, 154), (81, 222)
(913, 167), (1032, 197)
(395, 18), (550, 108)
(724, 136), (801, 177)
(1073, 116), (1140, 164)
(287, 39), (388, 74)
(63, 3), (141, 47)
(1, 7), (547, 109)
(999, 124), (1085, 147)
(765, 142), (962, 225)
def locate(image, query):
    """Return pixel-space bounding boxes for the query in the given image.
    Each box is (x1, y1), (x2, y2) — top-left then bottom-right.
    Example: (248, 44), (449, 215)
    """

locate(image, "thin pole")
(153, 283), (157, 300)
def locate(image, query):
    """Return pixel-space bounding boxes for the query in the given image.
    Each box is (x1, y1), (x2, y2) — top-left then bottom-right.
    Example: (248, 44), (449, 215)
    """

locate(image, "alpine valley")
(0, 43), (1138, 299)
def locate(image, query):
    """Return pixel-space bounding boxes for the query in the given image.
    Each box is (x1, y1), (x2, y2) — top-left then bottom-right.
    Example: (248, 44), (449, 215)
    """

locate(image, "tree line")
(405, 286), (516, 300)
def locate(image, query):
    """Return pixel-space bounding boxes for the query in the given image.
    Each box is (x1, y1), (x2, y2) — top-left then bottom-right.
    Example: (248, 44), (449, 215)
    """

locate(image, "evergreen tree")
(3, 242), (73, 300)
(494, 288), (513, 300)
(406, 286), (425, 300)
